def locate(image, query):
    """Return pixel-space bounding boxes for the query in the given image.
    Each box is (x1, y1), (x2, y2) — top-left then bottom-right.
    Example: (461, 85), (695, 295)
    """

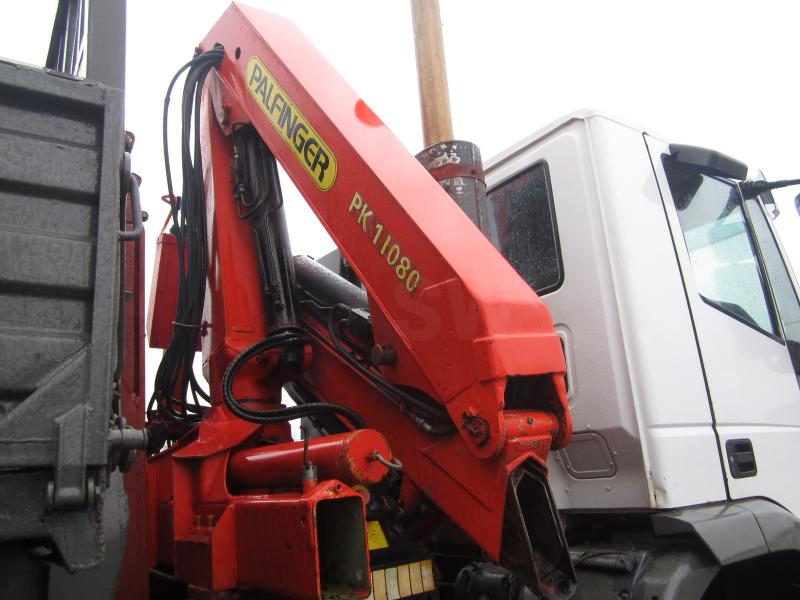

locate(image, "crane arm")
(149, 4), (574, 598)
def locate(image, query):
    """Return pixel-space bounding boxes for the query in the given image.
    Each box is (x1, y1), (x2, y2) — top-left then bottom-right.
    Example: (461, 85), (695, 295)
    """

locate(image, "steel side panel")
(588, 120), (724, 508)
(0, 58), (124, 569)
(487, 120), (651, 509)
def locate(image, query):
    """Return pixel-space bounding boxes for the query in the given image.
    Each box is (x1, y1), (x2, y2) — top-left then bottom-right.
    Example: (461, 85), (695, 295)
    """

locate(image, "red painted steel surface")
(234, 486), (368, 598)
(117, 192), (149, 599)
(145, 94), (375, 597)
(192, 3), (571, 560)
(146, 233), (178, 349)
(228, 429), (392, 490)
(147, 233), (203, 352)
(149, 406), (371, 598)
(147, 4), (571, 596)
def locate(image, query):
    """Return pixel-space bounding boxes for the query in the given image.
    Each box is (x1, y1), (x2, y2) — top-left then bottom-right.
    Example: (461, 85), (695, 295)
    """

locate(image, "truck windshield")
(486, 162), (562, 294)
(664, 161), (777, 336)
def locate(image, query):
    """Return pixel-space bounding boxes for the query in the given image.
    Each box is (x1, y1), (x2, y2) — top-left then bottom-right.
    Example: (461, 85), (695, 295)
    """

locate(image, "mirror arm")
(738, 178), (800, 200)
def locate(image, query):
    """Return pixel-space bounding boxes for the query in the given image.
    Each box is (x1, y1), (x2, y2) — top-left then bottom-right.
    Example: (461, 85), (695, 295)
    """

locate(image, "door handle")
(726, 438), (757, 478)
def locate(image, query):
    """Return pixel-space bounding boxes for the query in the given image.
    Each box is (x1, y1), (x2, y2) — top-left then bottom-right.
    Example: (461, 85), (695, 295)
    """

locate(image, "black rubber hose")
(325, 306), (456, 436)
(221, 330), (367, 428)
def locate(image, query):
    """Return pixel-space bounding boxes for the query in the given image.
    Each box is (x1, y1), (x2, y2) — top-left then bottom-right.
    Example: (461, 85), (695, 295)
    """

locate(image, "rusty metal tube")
(228, 429), (392, 491)
(410, 0), (453, 146)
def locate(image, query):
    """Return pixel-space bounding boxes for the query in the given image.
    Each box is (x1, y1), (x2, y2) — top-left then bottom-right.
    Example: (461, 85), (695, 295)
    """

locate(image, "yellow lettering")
(246, 56), (337, 191)
(349, 192), (363, 213)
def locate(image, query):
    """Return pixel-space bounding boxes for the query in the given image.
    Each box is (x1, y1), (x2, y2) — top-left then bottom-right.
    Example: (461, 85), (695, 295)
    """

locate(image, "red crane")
(146, 4), (573, 598)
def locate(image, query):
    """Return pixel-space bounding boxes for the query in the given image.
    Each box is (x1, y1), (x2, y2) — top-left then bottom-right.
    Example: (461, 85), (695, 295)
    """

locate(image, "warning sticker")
(367, 520), (389, 550)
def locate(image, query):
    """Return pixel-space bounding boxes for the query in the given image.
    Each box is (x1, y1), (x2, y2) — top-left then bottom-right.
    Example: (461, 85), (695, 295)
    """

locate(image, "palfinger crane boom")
(146, 2), (573, 598)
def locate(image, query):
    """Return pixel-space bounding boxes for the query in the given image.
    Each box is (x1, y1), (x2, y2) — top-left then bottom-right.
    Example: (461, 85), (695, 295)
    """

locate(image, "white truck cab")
(485, 110), (800, 597)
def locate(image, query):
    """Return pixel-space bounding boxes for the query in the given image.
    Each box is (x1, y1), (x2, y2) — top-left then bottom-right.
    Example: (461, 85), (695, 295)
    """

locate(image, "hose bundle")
(149, 46), (224, 425)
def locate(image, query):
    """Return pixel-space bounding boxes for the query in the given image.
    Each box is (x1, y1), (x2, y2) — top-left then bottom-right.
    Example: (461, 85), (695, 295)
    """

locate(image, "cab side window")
(486, 162), (563, 294)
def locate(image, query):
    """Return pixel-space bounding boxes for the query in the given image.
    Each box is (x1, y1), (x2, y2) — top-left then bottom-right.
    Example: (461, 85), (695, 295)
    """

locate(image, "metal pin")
(301, 424), (317, 493)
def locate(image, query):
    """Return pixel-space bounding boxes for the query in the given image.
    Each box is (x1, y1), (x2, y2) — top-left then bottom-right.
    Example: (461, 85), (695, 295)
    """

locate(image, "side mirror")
(669, 144), (748, 180)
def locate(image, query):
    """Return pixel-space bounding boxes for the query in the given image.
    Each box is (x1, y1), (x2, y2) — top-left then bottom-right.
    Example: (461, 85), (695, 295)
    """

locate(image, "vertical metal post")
(410, 0), (453, 147)
(87, 0), (127, 91)
(410, 1), (494, 242)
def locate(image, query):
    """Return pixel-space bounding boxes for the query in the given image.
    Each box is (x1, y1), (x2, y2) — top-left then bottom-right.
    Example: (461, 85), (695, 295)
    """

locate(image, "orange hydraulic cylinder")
(228, 429), (392, 491)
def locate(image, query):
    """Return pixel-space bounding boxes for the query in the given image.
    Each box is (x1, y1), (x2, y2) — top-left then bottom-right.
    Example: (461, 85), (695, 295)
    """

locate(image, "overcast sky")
(4, 1), (798, 256)
(129, 0), (800, 264)
(2, 0), (798, 397)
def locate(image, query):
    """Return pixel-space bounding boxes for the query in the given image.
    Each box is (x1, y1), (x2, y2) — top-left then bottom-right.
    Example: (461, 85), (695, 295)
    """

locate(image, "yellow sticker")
(373, 562), (434, 598)
(372, 569), (388, 600)
(385, 567), (400, 600)
(367, 520), (389, 550)
(246, 56), (337, 191)
(397, 564), (412, 598)
(420, 559), (435, 593)
(409, 562), (424, 595)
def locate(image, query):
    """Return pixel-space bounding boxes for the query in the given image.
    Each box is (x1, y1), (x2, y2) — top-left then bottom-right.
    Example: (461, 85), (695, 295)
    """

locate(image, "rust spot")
(517, 440), (541, 449)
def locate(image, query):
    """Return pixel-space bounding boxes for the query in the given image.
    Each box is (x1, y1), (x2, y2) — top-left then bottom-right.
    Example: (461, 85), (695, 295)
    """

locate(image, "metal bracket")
(49, 405), (90, 508)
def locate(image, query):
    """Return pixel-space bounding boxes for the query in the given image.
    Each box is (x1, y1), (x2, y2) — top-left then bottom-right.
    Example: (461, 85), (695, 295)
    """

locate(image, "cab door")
(647, 135), (800, 515)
